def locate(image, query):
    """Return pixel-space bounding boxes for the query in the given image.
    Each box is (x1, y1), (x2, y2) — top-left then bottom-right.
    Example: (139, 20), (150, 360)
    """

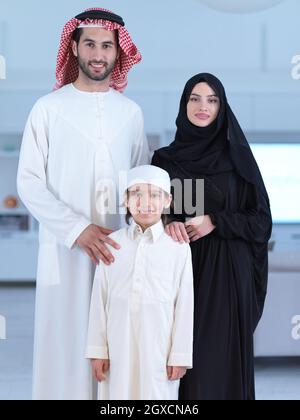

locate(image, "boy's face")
(125, 183), (172, 230)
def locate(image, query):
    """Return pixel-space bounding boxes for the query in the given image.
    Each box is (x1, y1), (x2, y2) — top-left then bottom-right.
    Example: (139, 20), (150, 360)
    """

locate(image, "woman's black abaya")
(152, 73), (272, 400)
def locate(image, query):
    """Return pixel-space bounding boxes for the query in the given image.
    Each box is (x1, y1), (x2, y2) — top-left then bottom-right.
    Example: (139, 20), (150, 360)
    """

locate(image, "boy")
(86, 165), (194, 400)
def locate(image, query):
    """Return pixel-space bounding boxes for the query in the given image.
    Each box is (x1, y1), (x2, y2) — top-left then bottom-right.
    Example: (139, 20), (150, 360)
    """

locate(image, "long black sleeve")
(210, 183), (272, 244)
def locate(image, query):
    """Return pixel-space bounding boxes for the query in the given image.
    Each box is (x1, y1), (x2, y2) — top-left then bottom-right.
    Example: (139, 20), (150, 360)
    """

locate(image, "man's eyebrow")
(190, 93), (218, 98)
(82, 39), (115, 44)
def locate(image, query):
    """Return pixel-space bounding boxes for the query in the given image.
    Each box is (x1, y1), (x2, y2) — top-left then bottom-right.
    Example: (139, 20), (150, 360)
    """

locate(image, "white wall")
(0, 0), (299, 136)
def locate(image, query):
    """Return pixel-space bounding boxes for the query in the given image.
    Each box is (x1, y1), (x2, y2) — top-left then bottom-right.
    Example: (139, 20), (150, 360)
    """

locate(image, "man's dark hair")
(72, 28), (84, 44)
(72, 28), (119, 45)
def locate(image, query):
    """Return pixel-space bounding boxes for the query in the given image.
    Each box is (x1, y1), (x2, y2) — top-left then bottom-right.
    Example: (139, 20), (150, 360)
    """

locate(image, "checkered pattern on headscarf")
(55, 7), (142, 92)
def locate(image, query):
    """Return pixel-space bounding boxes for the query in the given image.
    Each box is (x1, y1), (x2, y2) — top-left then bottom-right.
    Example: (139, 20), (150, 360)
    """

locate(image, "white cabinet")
(254, 225), (300, 356)
(0, 134), (38, 281)
(254, 272), (300, 356)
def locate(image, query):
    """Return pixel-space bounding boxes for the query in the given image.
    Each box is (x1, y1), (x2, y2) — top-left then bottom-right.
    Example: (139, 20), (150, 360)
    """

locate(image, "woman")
(151, 73), (272, 400)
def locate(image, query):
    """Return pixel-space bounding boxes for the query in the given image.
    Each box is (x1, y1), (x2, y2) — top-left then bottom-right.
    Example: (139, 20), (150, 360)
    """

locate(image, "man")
(17, 7), (149, 400)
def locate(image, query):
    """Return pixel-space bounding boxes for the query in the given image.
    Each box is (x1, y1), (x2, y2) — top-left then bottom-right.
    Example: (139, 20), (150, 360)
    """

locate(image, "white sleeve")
(85, 263), (109, 360)
(17, 100), (91, 249)
(168, 245), (194, 368)
(130, 107), (150, 167)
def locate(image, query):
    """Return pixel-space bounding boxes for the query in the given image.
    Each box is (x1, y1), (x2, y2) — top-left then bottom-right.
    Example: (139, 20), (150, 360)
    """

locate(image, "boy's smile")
(126, 183), (172, 231)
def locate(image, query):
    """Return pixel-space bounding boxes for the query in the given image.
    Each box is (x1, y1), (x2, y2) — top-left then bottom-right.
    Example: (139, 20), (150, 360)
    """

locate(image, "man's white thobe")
(86, 220), (194, 400)
(17, 83), (149, 400)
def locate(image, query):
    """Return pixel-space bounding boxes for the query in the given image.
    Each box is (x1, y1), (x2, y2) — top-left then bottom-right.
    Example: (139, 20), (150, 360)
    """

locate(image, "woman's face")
(187, 82), (220, 127)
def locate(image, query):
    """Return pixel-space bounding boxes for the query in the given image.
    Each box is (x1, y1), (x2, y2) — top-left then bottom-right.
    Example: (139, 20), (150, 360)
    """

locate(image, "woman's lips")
(195, 113), (210, 120)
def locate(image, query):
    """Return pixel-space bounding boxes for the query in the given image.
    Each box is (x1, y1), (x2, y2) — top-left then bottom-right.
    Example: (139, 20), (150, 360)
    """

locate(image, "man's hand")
(165, 222), (190, 244)
(76, 224), (120, 265)
(167, 366), (187, 381)
(91, 359), (110, 382)
(185, 215), (216, 242)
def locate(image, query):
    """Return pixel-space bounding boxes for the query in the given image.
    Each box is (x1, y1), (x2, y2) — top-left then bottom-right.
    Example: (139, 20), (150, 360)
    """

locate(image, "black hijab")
(155, 73), (269, 198)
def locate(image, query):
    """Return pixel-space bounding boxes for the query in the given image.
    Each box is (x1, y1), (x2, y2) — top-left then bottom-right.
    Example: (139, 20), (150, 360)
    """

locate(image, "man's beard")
(78, 56), (117, 82)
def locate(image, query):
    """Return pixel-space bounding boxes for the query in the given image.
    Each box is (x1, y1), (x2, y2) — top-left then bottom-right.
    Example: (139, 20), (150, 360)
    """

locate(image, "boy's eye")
(134, 192), (142, 198)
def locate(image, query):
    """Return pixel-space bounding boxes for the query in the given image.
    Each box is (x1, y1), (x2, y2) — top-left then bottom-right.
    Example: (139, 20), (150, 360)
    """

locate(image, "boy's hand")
(167, 366), (187, 381)
(91, 359), (110, 382)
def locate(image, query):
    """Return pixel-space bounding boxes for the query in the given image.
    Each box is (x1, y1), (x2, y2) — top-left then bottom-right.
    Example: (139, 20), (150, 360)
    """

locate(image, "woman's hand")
(185, 215), (216, 242)
(165, 221), (190, 244)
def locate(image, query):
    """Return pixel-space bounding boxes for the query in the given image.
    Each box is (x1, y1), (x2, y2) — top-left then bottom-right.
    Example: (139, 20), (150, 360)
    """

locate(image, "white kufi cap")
(124, 165), (171, 195)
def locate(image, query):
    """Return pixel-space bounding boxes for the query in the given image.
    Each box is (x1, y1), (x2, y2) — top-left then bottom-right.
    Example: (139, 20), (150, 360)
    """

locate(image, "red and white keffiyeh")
(55, 7), (142, 92)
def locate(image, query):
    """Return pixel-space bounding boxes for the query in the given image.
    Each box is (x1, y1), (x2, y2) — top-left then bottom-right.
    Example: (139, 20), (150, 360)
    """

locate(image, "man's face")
(72, 27), (118, 82)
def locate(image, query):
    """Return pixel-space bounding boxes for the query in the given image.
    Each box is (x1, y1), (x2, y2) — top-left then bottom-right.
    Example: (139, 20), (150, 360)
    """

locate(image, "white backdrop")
(198, 0), (285, 13)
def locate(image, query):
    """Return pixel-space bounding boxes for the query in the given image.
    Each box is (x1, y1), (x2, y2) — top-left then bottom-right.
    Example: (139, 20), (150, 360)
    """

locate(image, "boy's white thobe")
(17, 83), (149, 400)
(86, 220), (194, 400)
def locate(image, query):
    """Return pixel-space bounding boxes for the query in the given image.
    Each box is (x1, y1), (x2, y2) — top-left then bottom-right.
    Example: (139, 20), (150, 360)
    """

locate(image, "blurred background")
(0, 0), (300, 400)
